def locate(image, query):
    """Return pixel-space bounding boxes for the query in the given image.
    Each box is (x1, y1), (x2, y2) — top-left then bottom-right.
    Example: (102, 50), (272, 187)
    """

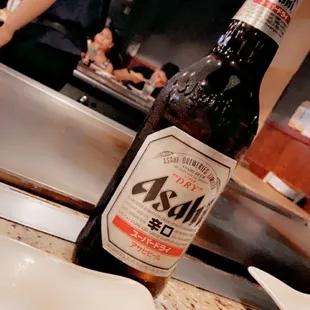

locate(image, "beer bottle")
(73, 0), (301, 297)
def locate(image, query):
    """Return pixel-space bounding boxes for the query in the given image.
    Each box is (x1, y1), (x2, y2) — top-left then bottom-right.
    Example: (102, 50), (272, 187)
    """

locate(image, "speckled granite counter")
(0, 218), (255, 310)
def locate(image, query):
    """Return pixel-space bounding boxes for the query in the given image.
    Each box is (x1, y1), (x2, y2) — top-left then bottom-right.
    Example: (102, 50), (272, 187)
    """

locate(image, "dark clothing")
(0, 0), (111, 90)
(130, 66), (161, 98)
(39, 0), (111, 55)
(0, 24), (80, 90)
(0, 23), (80, 90)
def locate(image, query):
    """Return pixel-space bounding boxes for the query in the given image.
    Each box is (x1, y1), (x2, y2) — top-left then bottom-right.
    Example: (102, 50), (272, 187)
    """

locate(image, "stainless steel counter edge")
(0, 64), (136, 139)
(0, 182), (276, 310)
(0, 64), (136, 206)
(0, 182), (87, 242)
(73, 69), (150, 114)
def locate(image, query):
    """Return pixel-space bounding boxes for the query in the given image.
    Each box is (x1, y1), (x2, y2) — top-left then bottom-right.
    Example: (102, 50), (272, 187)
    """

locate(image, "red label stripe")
(254, 0), (291, 24)
(112, 215), (184, 257)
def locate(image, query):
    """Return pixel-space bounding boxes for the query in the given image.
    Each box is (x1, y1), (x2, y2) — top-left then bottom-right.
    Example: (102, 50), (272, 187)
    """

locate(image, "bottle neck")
(211, 0), (301, 82)
(212, 19), (279, 82)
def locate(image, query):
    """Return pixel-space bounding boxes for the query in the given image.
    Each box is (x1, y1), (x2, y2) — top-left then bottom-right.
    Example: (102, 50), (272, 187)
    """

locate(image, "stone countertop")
(0, 218), (255, 310)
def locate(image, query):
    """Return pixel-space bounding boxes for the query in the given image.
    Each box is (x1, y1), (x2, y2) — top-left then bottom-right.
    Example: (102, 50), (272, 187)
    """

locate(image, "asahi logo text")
(132, 176), (215, 227)
(279, 0), (299, 12)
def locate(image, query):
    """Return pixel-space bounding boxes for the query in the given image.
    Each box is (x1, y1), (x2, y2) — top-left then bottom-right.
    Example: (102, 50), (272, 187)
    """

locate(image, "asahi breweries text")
(132, 176), (215, 227)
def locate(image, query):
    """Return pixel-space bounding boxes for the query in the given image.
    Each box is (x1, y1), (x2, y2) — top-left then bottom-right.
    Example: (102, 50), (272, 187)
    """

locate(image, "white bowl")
(249, 267), (310, 310)
(0, 236), (156, 310)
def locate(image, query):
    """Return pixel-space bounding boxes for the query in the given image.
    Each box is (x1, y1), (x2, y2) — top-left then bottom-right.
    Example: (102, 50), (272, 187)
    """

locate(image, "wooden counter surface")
(232, 165), (310, 220)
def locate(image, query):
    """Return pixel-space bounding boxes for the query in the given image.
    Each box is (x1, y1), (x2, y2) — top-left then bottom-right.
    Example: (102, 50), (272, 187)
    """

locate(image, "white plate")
(0, 236), (156, 310)
(94, 69), (115, 79)
(127, 84), (155, 102)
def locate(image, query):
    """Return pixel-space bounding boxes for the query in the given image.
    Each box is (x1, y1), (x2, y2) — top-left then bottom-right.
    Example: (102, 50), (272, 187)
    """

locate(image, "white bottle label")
(101, 127), (236, 277)
(234, 0), (301, 45)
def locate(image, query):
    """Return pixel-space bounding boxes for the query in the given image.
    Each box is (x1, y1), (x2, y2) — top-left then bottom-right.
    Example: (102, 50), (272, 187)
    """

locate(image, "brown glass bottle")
(73, 0), (300, 297)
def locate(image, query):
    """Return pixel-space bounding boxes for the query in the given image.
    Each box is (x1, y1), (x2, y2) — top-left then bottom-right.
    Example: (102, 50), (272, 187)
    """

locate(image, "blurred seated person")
(114, 62), (179, 98)
(82, 27), (114, 74)
(0, 0), (111, 90)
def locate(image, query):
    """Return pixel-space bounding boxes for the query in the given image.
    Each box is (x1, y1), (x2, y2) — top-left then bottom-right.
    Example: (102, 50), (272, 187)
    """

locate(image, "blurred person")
(82, 28), (114, 74)
(0, 0), (111, 90)
(82, 26), (124, 74)
(114, 62), (180, 98)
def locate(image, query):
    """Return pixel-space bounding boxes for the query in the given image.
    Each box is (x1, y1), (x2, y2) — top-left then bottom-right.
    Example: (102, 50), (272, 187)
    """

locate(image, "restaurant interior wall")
(136, 0), (244, 69)
(135, 0), (310, 129)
